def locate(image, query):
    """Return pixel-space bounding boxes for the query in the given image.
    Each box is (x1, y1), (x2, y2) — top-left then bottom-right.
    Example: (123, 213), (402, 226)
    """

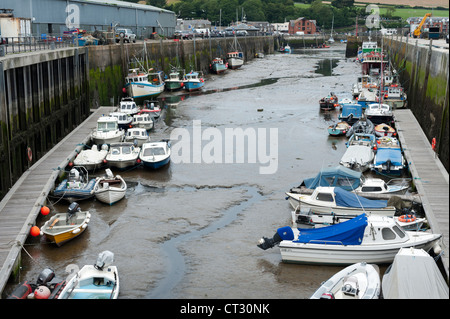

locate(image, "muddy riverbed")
(6, 43), (386, 300)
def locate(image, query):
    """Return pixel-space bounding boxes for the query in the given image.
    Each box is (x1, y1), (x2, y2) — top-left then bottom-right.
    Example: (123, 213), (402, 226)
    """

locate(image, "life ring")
(27, 147), (32, 162)
(398, 215), (416, 223)
(431, 137), (436, 151)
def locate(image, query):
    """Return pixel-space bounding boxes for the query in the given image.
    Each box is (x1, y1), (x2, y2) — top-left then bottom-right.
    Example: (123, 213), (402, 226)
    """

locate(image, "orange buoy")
(30, 226), (40, 237)
(27, 147), (32, 162)
(431, 137), (436, 151)
(41, 206), (50, 216)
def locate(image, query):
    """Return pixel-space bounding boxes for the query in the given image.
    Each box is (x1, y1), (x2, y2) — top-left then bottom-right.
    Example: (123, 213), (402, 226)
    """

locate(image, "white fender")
(81, 223), (88, 229)
(72, 228), (81, 234)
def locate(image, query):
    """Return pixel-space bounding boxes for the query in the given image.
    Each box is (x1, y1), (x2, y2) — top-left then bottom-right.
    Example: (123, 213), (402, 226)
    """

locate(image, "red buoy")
(30, 226), (40, 237)
(41, 206), (50, 216)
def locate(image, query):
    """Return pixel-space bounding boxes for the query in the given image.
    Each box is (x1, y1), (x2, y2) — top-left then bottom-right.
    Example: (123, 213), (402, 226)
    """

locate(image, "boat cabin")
(227, 51), (243, 59)
(125, 69), (148, 84)
(96, 117), (119, 132)
(348, 133), (376, 147)
(126, 128), (148, 139)
(109, 143), (137, 156)
(119, 97), (138, 115)
(142, 143), (169, 157)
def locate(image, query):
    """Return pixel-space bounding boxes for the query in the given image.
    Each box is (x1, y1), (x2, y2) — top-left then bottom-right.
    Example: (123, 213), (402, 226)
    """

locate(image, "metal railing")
(0, 36), (75, 56)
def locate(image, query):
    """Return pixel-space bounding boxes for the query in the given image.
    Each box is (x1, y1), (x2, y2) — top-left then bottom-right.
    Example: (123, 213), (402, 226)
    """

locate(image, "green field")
(294, 2), (449, 18)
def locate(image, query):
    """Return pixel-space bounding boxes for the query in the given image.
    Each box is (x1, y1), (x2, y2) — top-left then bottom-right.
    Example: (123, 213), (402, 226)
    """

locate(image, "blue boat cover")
(302, 166), (361, 191)
(340, 104), (362, 118)
(334, 187), (388, 208)
(375, 148), (403, 166)
(277, 214), (367, 245)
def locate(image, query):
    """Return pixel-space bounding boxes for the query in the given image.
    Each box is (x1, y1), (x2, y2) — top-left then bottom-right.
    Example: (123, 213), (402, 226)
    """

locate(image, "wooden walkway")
(0, 107), (114, 296)
(394, 109), (449, 278)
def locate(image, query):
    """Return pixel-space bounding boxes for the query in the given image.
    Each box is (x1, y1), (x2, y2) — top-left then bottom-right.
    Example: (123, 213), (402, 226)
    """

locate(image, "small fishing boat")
(310, 262), (380, 299)
(125, 68), (165, 99)
(282, 44), (291, 53)
(105, 142), (140, 170)
(345, 118), (374, 137)
(365, 103), (394, 125)
(140, 100), (161, 119)
(132, 113), (153, 131)
(73, 144), (108, 171)
(165, 69), (184, 91)
(183, 71), (205, 92)
(354, 177), (410, 195)
(340, 133), (376, 172)
(139, 140), (171, 169)
(257, 214), (443, 265)
(319, 93), (338, 111)
(227, 36), (244, 69)
(8, 268), (66, 299)
(118, 97), (139, 116)
(372, 136), (405, 175)
(91, 116), (125, 145)
(328, 121), (350, 136)
(374, 123), (396, 137)
(124, 127), (149, 147)
(40, 202), (91, 246)
(53, 166), (96, 202)
(285, 186), (396, 216)
(382, 248), (449, 299)
(94, 169), (127, 205)
(210, 57), (228, 74)
(58, 251), (119, 299)
(109, 112), (133, 130)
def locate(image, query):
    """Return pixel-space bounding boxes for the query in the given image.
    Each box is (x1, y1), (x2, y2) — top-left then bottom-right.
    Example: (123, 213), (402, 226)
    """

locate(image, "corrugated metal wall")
(0, 0), (176, 38)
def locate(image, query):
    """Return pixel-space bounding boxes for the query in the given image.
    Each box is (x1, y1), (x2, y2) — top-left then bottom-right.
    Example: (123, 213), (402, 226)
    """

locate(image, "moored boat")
(319, 93), (338, 111)
(372, 136), (405, 175)
(310, 262), (380, 299)
(210, 57), (228, 74)
(365, 103), (394, 125)
(183, 71), (205, 92)
(109, 112), (133, 130)
(125, 68), (165, 99)
(140, 100), (162, 119)
(7, 268), (66, 299)
(94, 169), (127, 205)
(91, 116), (124, 145)
(118, 97), (139, 116)
(257, 214), (443, 265)
(374, 123), (395, 137)
(58, 251), (119, 299)
(340, 133), (376, 172)
(53, 166), (96, 202)
(124, 127), (149, 147)
(328, 121), (350, 136)
(139, 140), (171, 169)
(105, 142), (140, 170)
(165, 69), (184, 91)
(40, 202), (91, 246)
(73, 144), (108, 171)
(132, 113), (153, 131)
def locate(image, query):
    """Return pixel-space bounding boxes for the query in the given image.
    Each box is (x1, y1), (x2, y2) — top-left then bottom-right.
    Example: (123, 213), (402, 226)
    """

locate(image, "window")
(361, 186), (382, 192)
(381, 228), (396, 240)
(392, 225), (406, 238)
(316, 193), (333, 202)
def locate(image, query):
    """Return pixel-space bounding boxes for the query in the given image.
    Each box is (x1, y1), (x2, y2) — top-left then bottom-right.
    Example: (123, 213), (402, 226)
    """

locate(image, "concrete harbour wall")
(383, 36), (449, 172)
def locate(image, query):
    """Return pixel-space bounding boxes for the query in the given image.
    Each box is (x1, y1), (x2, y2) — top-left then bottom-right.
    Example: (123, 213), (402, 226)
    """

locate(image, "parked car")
(180, 30), (194, 40)
(115, 28), (136, 43)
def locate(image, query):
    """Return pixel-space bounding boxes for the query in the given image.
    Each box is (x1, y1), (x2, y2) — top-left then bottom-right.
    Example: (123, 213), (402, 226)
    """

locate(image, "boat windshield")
(122, 146), (132, 154)
(98, 122), (117, 131)
(143, 147), (165, 156)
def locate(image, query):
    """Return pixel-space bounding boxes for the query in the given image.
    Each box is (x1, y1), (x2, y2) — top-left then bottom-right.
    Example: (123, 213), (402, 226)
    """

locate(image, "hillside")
(355, 0), (449, 8)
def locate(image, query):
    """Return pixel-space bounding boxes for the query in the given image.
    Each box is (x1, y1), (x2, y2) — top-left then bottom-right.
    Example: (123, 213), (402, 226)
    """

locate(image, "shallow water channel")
(7, 43), (382, 300)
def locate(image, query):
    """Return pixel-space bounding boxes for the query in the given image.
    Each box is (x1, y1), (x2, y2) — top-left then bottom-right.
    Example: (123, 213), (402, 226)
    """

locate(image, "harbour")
(0, 36), (448, 303)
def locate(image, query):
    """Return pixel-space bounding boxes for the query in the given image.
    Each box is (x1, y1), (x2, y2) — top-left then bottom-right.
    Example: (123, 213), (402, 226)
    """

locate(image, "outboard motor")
(257, 225), (295, 250)
(66, 202), (80, 224)
(94, 251), (114, 270)
(36, 268), (55, 286)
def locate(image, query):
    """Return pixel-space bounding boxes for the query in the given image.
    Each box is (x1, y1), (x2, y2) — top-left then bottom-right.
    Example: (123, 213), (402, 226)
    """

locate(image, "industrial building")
(0, 0), (176, 39)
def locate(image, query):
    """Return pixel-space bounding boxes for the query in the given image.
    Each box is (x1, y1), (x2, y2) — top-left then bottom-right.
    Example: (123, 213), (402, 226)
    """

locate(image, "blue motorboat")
(339, 103), (363, 125)
(53, 166), (96, 202)
(139, 140), (171, 169)
(372, 137), (405, 175)
(297, 166), (362, 192)
(183, 71), (205, 92)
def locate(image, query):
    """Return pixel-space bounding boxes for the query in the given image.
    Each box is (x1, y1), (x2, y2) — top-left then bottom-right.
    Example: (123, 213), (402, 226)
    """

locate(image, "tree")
(147, 0), (167, 8)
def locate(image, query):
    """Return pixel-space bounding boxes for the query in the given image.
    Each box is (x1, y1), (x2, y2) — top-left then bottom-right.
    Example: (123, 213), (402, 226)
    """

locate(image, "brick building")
(288, 17), (317, 35)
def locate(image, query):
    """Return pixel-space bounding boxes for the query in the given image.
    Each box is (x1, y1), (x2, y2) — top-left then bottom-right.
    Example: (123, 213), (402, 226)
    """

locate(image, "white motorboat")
(58, 251), (119, 299)
(132, 113), (153, 131)
(94, 169), (127, 205)
(354, 177), (410, 195)
(310, 262), (380, 299)
(285, 186), (396, 216)
(139, 140), (171, 169)
(118, 97), (139, 116)
(125, 68), (165, 99)
(382, 248), (449, 299)
(73, 144), (108, 171)
(257, 214), (442, 265)
(374, 123), (395, 137)
(109, 111), (133, 130)
(105, 142), (140, 170)
(91, 116), (124, 145)
(124, 127), (149, 147)
(365, 103), (394, 125)
(340, 133), (376, 172)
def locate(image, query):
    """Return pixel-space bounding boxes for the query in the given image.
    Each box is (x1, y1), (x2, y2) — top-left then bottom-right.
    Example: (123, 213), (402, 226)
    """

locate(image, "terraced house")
(288, 17), (318, 35)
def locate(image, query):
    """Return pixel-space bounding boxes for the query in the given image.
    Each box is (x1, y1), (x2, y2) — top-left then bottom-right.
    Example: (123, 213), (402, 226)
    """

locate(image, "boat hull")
(141, 156), (170, 169)
(91, 133), (124, 146)
(53, 179), (96, 202)
(165, 81), (183, 91)
(42, 212), (91, 246)
(227, 58), (243, 69)
(279, 235), (441, 265)
(125, 82), (164, 99)
(107, 159), (139, 170)
(184, 82), (204, 92)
